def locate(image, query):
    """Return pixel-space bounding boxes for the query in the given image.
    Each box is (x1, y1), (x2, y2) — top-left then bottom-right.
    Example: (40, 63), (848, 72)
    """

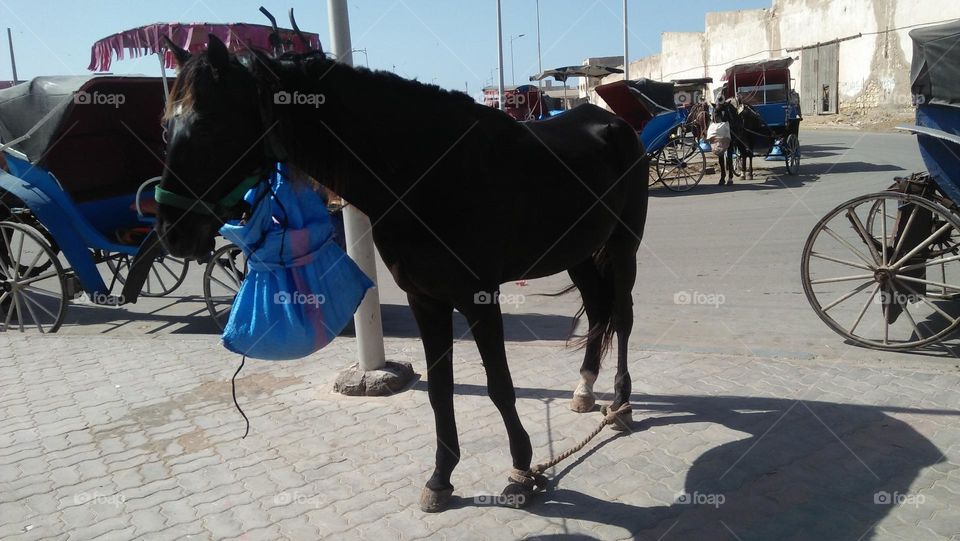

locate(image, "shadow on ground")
(419, 385), (953, 540)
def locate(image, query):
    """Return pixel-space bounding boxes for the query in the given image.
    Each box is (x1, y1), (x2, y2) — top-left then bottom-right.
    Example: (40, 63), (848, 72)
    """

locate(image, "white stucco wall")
(591, 0), (960, 113)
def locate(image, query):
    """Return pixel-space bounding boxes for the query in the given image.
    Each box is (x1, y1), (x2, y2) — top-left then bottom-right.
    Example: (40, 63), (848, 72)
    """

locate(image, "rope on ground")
(529, 402), (633, 477)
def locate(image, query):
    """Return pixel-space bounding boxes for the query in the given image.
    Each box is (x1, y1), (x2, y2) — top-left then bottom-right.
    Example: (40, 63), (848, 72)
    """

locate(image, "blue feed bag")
(219, 167), (373, 360)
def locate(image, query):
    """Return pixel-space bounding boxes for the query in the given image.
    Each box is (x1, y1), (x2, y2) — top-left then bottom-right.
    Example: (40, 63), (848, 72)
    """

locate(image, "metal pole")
(157, 53), (170, 102)
(622, 0), (628, 82)
(510, 37), (515, 86)
(536, 0), (543, 117)
(327, 0), (386, 372)
(7, 28), (18, 85)
(496, 0), (506, 110)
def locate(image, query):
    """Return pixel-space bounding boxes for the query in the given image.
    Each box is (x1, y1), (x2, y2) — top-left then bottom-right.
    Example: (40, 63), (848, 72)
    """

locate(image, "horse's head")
(714, 100), (737, 124)
(157, 35), (272, 260)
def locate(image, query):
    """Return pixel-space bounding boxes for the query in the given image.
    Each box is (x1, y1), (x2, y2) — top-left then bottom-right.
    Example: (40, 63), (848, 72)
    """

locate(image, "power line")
(657, 16), (960, 81)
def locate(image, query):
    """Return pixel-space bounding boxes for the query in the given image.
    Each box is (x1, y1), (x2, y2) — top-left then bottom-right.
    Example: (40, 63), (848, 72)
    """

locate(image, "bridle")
(154, 11), (327, 220)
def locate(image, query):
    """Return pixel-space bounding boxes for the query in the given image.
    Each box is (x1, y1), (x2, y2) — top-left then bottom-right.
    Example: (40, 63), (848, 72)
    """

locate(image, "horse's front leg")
(717, 151), (726, 185)
(409, 294), (459, 513)
(460, 298), (536, 507)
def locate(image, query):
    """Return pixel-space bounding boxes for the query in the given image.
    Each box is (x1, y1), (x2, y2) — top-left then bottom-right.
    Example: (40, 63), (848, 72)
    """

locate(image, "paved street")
(2, 129), (959, 540)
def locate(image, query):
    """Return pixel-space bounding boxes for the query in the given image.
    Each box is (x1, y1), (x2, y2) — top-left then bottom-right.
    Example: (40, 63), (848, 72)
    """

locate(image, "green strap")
(154, 174), (263, 217)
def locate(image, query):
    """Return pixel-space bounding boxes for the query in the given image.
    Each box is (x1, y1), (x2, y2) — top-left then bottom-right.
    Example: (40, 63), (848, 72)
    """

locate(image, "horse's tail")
(566, 246), (618, 360)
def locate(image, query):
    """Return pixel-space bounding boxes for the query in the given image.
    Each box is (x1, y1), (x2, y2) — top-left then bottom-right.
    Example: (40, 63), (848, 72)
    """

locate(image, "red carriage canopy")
(88, 22), (322, 72)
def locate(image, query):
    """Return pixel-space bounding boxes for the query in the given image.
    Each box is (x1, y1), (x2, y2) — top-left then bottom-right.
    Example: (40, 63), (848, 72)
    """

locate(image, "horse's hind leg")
(606, 232), (641, 430)
(567, 259), (611, 412)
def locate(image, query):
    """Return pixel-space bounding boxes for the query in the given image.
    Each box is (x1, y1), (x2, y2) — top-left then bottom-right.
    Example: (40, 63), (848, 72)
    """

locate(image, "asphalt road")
(52, 128), (960, 369)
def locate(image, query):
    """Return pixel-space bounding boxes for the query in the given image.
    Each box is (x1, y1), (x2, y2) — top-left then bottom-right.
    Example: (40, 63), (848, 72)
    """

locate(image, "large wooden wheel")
(0, 222), (68, 333)
(802, 192), (960, 350)
(653, 135), (706, 192)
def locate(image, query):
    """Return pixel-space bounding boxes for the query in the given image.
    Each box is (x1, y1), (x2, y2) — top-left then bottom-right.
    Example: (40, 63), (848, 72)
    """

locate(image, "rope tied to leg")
(528, 402), (632, 477)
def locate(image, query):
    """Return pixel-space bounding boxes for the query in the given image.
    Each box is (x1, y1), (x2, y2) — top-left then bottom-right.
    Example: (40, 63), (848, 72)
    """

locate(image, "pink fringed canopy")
(88, 23), (322, 72)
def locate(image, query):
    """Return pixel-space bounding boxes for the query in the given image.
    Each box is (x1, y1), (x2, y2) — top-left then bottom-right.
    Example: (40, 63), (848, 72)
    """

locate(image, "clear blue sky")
(0, 0), (770, 97)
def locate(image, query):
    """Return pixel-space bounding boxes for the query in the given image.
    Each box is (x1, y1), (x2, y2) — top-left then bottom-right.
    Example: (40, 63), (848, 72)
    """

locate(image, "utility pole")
(622, 0), (629, 82)
(327, 0), (413, 395)
(510, 33), (525, 86)
(496, 0), (505, 110)
(7, 28), (18, 84)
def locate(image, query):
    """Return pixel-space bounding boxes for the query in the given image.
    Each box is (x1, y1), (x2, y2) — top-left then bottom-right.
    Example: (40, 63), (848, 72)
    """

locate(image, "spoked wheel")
(784, 134), (800, 175)
(654, 136), (706, 192)
(802, 192), (960, 350)
(203, 243), (247, 329)
(731, 148), (743, 177)
(102, 252), (189, 297)
(0, 222), (68, 333)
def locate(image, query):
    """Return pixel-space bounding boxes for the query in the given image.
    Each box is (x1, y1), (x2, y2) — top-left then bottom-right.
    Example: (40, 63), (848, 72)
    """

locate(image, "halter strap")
(155, 174), (263, 217)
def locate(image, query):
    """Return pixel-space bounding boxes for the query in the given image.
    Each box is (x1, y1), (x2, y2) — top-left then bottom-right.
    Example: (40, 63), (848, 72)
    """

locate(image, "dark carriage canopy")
(910, 20), (960, 108)
(721, 57), (794, 104)
(595, 78), (675, 131)
(0, 76), (166, 202)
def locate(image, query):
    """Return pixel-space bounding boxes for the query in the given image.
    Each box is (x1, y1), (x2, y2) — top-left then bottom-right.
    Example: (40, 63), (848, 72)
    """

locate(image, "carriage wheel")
(103, 252), (189, 297)
(203, 243), (247, 329)
(655, 136), (706, 192)
(731, 148), (743, 177)
(0, 222), (68, 333)
(784, 134), (800, 175)
(802, 192), (960, 350)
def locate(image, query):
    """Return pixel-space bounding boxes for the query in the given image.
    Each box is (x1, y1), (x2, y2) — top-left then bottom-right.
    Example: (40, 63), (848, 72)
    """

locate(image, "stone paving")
(1, 333), (959, 540)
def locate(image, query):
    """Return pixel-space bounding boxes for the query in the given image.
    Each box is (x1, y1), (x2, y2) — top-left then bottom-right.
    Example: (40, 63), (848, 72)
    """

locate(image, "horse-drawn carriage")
(596, 78), (707, 192)
(718, 57), (802, 177)
(801, 20), (960, 350)
(0, 76), (194, 332)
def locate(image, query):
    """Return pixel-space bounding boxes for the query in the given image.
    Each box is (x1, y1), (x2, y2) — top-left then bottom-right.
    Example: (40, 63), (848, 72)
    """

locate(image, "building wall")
(591, 0), (960, 114)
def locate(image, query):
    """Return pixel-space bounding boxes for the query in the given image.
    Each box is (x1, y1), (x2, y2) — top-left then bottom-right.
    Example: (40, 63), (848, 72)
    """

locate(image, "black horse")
(715, 98), (767, 182)
(155, 36), (648, 512)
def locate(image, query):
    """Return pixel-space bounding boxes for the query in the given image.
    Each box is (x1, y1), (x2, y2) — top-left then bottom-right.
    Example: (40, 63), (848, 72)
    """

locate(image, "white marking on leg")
(574, 370), (597, 398)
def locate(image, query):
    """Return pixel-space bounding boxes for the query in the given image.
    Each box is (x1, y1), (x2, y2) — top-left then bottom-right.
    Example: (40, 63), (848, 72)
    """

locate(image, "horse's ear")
(206, 34), (231, 75)
(163, 36), (191, 67)
(245, 44), (278, 78)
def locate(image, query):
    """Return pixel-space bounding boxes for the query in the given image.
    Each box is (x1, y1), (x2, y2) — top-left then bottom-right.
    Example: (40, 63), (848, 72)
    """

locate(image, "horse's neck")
(276, 62), (395, 219)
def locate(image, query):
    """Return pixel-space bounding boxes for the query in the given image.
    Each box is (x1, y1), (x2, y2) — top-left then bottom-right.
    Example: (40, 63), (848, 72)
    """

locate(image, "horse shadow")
(348, 303), (575, 342)
(444, 389), (951, 540)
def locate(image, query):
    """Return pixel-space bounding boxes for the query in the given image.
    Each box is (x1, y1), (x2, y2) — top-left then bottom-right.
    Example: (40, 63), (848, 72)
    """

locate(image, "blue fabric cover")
(219, 167), (373, 360)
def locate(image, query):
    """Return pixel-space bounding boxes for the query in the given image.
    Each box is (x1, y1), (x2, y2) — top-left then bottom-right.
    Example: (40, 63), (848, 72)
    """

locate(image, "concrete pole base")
(333, 360), (416, 396)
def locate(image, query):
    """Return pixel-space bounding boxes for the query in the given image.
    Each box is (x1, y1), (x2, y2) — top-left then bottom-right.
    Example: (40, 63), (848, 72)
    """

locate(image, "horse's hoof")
(718, 179), (725, 185)
(726, 180), (733, 186)
(419, 486), (454, 513)
(499, 483), (536, 508)
(570, 393), (596, 413)
(601, 404), (634, 431)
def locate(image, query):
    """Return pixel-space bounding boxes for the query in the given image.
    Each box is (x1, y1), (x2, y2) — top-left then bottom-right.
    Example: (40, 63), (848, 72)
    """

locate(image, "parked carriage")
(596, 78), (707, 192)
(801, 20), (960, 350)
(720, 57), (802, 175)
(0, 76), (191, 332)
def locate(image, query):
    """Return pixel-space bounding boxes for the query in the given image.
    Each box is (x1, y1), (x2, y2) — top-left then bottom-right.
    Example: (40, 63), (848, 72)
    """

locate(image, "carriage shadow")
(429, 386), (951, 540)
(797, 144), (850, 158)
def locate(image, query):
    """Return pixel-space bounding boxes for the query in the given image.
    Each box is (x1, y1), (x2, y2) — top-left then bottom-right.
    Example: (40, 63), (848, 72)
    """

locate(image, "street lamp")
(510, 33), (525, 86)
(351, 48), (369, 67)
